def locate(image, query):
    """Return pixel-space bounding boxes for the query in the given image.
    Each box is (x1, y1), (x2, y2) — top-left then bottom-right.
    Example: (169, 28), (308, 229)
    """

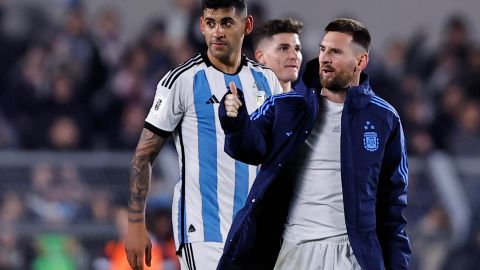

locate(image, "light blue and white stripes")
(193, 70), (222, 242)
(224, 74), (250, 221)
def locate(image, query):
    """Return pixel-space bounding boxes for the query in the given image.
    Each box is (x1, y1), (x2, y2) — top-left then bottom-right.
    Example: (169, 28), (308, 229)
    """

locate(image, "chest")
(189, 68), (270, 118)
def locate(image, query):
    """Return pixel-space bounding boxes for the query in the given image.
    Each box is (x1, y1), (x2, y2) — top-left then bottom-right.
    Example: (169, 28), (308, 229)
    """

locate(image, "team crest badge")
(255, 90), (266, 107)
(363, 121), (379, 152)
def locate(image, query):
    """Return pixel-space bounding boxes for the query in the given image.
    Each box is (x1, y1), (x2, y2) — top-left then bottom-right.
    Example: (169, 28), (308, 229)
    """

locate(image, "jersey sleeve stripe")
(161, 54), (203, 88)
(246, 58), (271, 70)
(371, 96), (400, 118)
(369, 98), (408, 181)
(144, 122), (172, 138)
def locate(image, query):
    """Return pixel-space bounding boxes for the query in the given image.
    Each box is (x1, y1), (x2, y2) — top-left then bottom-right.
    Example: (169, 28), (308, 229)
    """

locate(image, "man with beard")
(217, 18), (411, 270)
(125, 0), (283, 269)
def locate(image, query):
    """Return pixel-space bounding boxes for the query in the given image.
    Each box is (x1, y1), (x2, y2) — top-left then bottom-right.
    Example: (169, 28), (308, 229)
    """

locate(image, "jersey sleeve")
(145, 72), (189, 134)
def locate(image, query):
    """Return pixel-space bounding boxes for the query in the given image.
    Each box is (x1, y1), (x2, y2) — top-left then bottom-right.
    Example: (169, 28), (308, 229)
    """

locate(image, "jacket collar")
(345, 73), (375, 112)
(300, 58), (374, 112)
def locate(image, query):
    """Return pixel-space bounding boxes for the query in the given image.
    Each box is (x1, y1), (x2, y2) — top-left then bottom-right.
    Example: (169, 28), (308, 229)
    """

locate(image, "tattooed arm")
(125, 128), (166, 270)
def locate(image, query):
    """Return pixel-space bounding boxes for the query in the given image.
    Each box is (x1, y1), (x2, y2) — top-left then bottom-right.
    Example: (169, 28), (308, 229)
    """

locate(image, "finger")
(145, 242), (152, 267)
(136, 252), (144, 270)
(126, 253), (136, 269)
(227, 111), (238, 117)
(226, 95), (242, 108)
(225, 98), (241, 109)
(229, 81), (238, 96)
(232, 96), (242, 107)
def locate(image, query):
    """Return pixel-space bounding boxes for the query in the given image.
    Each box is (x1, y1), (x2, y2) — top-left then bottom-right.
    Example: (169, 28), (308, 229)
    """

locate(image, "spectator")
(449, 100), (480, 156)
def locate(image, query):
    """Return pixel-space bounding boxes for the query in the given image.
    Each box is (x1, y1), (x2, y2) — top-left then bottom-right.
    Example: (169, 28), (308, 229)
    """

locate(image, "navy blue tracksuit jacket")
(217, 58), (411, 270)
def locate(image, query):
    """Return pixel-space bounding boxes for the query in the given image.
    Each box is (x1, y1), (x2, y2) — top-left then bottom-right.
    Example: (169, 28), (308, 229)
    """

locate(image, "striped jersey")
(144, 53), (283, 250)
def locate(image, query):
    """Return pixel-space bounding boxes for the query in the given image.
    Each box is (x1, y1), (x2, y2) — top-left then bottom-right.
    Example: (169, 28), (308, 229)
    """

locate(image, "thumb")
(229, 81), (238, 96)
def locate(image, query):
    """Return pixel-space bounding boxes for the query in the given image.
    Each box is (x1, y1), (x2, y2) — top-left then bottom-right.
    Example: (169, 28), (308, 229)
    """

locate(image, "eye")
(279, 46), (288, 51)
(206, 21), (215, 27)
(221, 19), (234, 27)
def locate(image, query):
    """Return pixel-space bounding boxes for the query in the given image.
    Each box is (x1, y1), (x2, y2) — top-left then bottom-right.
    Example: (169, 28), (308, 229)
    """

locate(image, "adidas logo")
(206, 95), (220, 104)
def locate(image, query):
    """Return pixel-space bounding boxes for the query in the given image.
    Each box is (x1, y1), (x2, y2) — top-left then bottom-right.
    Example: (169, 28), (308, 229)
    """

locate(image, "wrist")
(128, 213), (145, 224)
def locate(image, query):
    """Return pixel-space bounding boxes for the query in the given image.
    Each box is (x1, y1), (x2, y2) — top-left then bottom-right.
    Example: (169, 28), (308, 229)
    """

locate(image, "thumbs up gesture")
(225, 81), (243, 118)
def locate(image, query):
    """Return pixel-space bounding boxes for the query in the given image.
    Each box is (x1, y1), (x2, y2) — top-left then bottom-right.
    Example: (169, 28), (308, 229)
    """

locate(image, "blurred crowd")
(0, 0), (480, 269)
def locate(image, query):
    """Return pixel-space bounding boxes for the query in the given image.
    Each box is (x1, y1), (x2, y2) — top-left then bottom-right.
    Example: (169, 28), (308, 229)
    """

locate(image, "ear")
(244, 15), (254, 35)
(357, 52), (369, 71)
(199, 16), (205, 35)
(255, 49), (265, 64)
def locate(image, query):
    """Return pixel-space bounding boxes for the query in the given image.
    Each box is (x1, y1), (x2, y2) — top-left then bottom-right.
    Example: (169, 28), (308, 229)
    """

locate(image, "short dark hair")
(324, 18), (371, 51)
(252, 18), (303, 49)
(202, 0), (247, 16)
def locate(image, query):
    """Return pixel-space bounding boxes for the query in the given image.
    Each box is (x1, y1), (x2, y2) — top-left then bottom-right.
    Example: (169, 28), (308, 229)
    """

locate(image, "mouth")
(211, 42), (227, 49)
(321, 66), (335, 76)
(284, 65), (299, 70)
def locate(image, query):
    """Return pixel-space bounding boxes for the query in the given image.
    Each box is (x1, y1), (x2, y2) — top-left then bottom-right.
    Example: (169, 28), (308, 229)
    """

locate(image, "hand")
(125, 222), (152, 270)
(225, 81), (243, 117)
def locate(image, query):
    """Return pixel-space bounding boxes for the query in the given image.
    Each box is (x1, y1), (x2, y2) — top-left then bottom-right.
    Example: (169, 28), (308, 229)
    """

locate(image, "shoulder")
(158, 54), (205, 90)
(367, 95), (401, 129)
(244, 56), (273, 72)
(368, 95), (400, 119)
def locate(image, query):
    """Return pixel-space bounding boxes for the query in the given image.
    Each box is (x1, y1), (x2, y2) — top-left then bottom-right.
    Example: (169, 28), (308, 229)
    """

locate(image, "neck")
(207, 50), (241, 74)
(321, 87), (347, 103)
(280, 81), (291, 93)
(321, 74), (361, 103)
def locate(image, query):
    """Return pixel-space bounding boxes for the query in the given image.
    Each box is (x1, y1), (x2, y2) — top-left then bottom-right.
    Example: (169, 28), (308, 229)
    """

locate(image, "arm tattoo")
(128, 129), (163, 223)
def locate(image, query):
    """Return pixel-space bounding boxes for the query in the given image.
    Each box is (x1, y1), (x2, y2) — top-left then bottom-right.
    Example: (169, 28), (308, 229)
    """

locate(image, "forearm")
(128, 128), (165, 223)
(224, 126), (267, 165)
(220, 92), (270, 164)
(128, 156), (153, 223)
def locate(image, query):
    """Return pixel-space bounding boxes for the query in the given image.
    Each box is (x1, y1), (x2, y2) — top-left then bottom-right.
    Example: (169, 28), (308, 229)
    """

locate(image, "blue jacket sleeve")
(376, 117), (411, 269)
(218, 89), (274, 165)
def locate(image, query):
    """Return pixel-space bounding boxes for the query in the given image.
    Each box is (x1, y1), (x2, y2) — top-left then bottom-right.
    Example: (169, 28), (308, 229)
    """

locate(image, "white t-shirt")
(284, 98), (347, 244)
(145, 53), (283, 249)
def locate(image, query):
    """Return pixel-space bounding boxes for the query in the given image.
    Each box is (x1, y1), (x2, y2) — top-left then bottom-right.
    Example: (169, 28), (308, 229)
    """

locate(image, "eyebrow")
(203, 16), (235, 21)
(320, 44), (341, 51)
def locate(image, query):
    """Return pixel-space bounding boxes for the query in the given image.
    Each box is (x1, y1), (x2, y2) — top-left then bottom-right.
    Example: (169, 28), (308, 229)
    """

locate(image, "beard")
(320, 69), (353, 92)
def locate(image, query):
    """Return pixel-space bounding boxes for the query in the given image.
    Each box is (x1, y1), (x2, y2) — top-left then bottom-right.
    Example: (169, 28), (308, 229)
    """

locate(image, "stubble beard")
(320, 70), (353, 92)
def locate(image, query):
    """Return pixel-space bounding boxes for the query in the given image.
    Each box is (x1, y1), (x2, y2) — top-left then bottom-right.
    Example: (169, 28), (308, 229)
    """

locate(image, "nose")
(319, 50), (331, 65)
(288, 49), (299, 61)
(212, 25), (224, 38)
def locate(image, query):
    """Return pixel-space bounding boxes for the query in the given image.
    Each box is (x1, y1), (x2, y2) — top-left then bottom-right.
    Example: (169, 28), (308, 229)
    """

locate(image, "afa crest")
(255, 90), (266, 107)
(363, 121), (379, 152)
